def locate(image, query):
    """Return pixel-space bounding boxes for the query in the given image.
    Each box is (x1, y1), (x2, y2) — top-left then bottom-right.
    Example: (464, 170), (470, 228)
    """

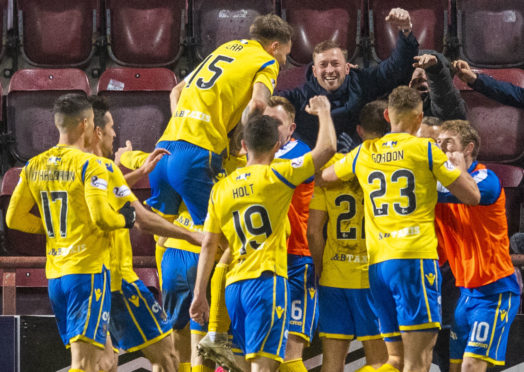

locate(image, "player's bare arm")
(241, 82), (271, 125)
(190, 231), (223, 325)
(307, 209), (328, 279)
(170, 80), (185, 115)
(133, 201), (203, 245)
(306, 96), (337, 171)
(123, 147), (171, 187)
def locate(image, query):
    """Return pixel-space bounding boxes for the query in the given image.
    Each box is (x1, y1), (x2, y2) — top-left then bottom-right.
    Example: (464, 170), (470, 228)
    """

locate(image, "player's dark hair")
(359, 100), (389, 136)
(441, 120), (481, 160)
(53, 93), (92, 130)
(53, 93), (91, 117)
(422, 116), (443, 127)
(88, 95), (111, 129)
(249, 14), (293, 44)
(388, 86), (422, 112)
(243, 115), (280, 155)
(313, 40), (348, 62)
(267, 96), (296, 121)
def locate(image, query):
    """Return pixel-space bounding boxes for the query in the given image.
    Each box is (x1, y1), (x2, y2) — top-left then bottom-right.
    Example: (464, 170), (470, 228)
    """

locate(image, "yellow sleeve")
(430, 143), (461, 187)
(253, 59), (279, 94)
(5, 167), (45, 234)
(119, 150), (149, 170)
(203, 187), (222, 234)
(309, 185), (327, 212)
(271, 152), (315, 187)
(84, 159), (126, 230)
(108, 163), (139, 211)
(333, 148), (358, 181)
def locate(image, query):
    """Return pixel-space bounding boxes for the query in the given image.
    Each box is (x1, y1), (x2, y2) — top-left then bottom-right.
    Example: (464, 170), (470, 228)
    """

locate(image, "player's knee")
(461, 357), (488, 372)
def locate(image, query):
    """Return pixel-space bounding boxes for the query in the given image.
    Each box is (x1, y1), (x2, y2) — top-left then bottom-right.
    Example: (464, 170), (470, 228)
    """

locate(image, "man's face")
(83, 109), (95, 147)
(271, 40), (292, 68)
(312, 48), (350, 92)
(416, 123), (441, 141)
(409, 68), (429, 97)
(99, 112), (116, 158)
(264, 105), (295, 146)
(437, 130), (464, 154)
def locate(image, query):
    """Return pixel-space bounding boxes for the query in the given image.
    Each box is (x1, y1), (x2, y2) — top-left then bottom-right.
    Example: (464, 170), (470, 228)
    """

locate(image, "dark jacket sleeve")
(471, 73), (524, 108)
(425, 52), (467, 120)
(277, 87), (307, 113)
(360, 31), (419, 100)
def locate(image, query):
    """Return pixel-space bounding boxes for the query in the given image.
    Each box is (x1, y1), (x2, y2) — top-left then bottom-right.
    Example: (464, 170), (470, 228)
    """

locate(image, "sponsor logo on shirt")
(91, 176), (108, 190)
(291, 156), (304, 168)
(113, 185), (131, 197)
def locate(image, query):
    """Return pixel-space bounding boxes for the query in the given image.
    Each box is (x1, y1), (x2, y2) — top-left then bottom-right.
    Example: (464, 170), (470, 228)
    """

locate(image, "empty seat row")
(0, 0), (522, 71)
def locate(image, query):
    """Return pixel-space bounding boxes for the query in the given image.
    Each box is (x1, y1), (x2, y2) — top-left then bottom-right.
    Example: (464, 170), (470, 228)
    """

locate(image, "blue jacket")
(278, 31), (419, 151)
(471, 73), (524, 108)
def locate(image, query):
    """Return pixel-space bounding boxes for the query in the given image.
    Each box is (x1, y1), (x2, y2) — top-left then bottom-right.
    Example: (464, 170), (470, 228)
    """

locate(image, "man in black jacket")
(410, 52), (467, 121)
(278, 7), (418, 152)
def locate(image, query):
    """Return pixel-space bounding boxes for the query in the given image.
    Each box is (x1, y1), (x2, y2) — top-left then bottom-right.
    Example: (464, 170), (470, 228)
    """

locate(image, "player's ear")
(464, 141), (475, 157)
(356, 124), (365, 140)
(383, 108), (391, 123)
(241, 139), (248, 153)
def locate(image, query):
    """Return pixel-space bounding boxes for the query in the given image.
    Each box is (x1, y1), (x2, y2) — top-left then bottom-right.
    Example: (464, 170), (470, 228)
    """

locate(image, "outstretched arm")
(307, 96), (337, 171)
(190, 231), (222, 325)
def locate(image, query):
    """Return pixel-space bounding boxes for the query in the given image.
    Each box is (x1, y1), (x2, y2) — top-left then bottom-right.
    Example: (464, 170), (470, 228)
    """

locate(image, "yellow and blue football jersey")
(204, 153), (315, 286)
(310, 154), (368, 289)
(158, 39), (279, 155)
(11, 146), (123, 278)
(334, 133), (460, 265)
(100, 158), (140, 292)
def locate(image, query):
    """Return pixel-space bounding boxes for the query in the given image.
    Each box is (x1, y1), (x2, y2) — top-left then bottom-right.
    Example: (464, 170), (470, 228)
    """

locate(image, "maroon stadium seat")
(276, 64), (309, 92)
(457, 0), (524, 68)
(484, 163), (524, 238)
(281, 0), (363, 65)
(105, 0), (186, 67)
(369, 0), (448, 61)
(453, 69), (524, 163)
(6, 69), (91, 163)
(0, 167), (45, 257)
(17, 0), (99, 67)
(192, 0), (275, 60)
(97, 68), (177, 154)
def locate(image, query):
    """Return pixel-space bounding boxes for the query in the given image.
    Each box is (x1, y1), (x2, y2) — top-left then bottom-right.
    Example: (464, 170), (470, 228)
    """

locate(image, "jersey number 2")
(41, 191), (68, 238)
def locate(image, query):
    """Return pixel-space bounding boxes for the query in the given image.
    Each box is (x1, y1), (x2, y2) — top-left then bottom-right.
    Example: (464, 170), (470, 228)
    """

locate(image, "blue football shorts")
(369, 259), (442, 338)
(161, 247), (207, 333)
(109, 279), (172, 352)
(48, 266), (111, 349)
(147, 140), (223, 225)
(225, 272), (289, 362)
(287, 254), (318, 343)
(450, 291), (519, 366)
(318, 285), (381, 340)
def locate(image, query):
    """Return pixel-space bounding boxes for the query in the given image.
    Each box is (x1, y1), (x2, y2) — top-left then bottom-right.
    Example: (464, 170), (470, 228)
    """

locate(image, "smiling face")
(409, 68), (429, 96)
(312, 48), (350, 92)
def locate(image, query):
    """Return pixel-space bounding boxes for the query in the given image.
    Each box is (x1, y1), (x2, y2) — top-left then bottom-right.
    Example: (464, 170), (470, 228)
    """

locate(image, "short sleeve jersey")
(158, 40), (279, 155)
(334, 133), (460, 264)
(204, 153), (315, 286)
(101, 158), (139, 292)
(14, 146), (115, 278)
(310, 154), (368, 288)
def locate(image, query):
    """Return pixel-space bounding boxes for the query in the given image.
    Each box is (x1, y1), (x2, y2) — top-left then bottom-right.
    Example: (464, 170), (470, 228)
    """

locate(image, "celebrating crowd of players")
(5, 7), (522, 372)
